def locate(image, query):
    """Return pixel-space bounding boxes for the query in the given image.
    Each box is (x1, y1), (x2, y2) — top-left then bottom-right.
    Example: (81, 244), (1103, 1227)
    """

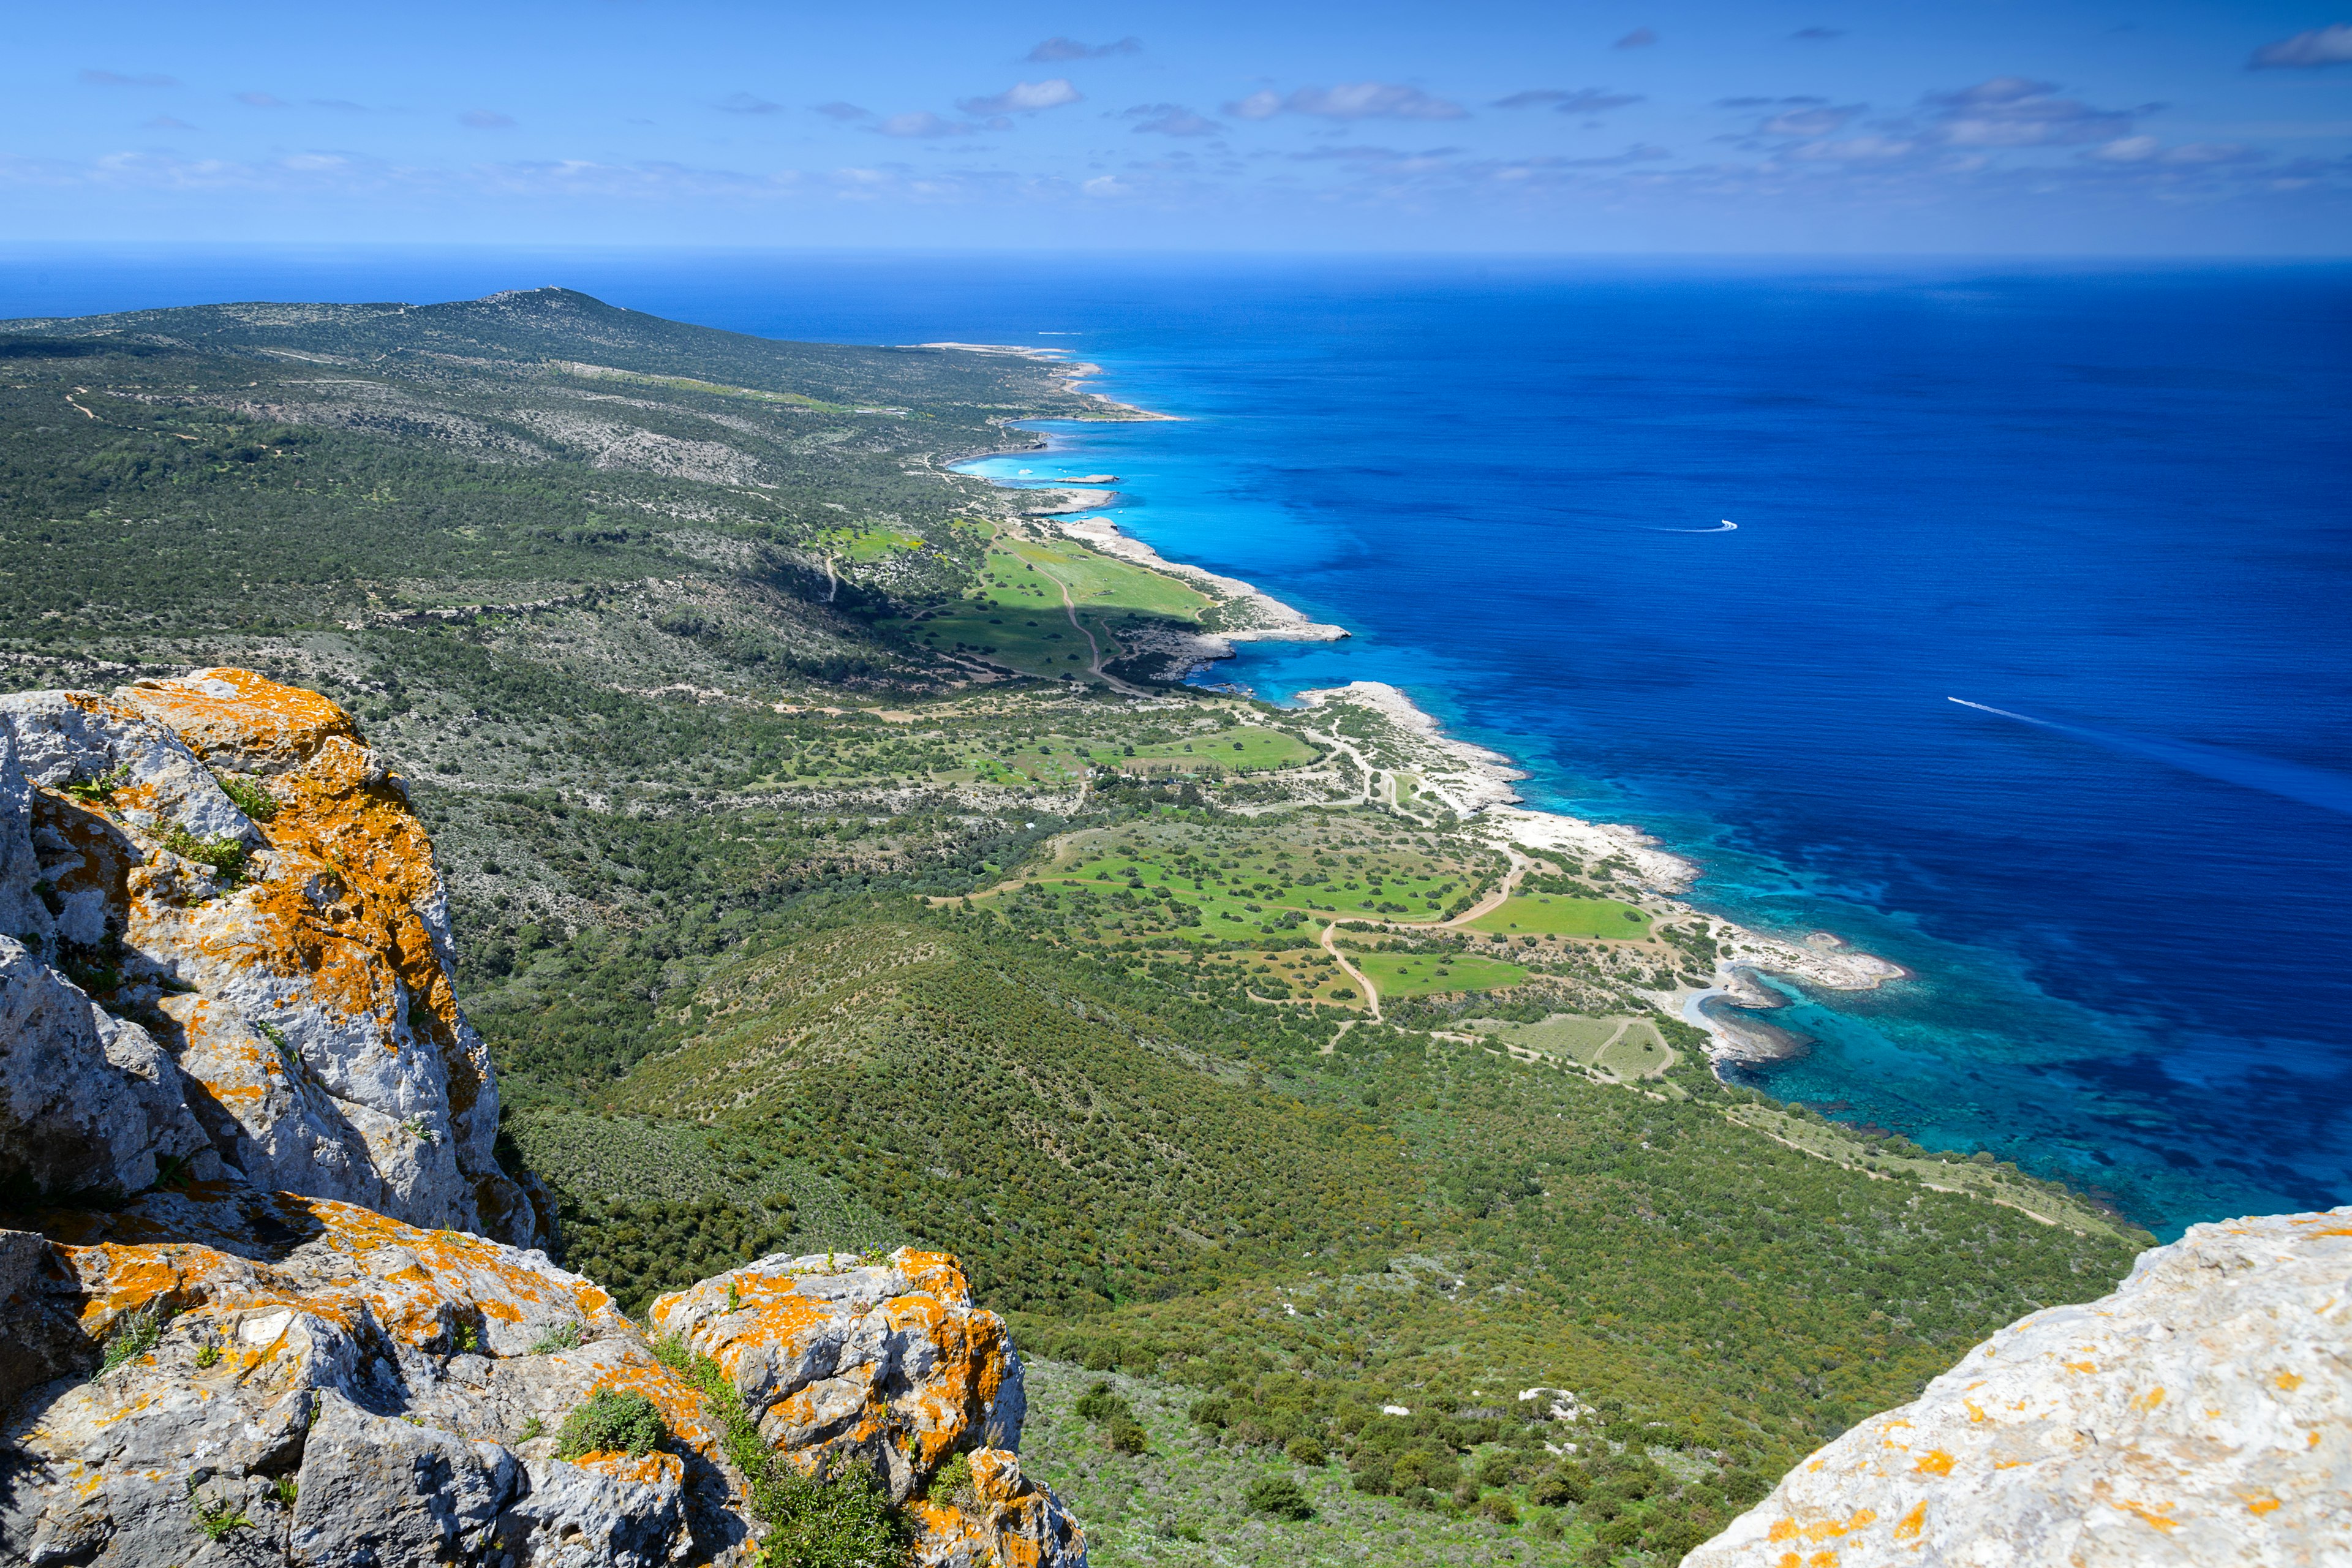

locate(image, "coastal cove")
(932, 260), (2352, 1243)
(4, 251), (2346, 1241)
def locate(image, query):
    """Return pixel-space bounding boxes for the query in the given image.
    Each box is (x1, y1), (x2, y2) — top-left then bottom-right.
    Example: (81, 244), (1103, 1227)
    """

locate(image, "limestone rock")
(910, 1449), (1088, 1568)
(0, 668), (538, 1246)
(0, 935), (223, 1200)
(0, 1184), (741, 1566)
(650, 1248), (1028, 1504)
(1687, 1207), (2352, 1567)
(0, 668), (1085, 1568)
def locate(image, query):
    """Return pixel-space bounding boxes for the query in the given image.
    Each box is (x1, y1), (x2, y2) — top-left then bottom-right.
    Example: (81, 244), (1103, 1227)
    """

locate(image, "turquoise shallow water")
(6, 249), (2348, 1237)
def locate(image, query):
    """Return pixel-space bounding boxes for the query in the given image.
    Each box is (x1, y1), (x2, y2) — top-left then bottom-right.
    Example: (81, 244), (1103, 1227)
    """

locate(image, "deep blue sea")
(7, 247), (2349, 1238)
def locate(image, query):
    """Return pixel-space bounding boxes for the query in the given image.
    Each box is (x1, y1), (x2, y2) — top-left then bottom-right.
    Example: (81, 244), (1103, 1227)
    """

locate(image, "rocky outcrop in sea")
(0, 670), (1085, 1568)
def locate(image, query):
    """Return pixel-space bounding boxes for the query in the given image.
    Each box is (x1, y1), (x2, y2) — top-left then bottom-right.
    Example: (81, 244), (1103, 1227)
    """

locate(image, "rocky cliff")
(1687, 1206), (2351, 1567)
(0, 671), (1085, 1567)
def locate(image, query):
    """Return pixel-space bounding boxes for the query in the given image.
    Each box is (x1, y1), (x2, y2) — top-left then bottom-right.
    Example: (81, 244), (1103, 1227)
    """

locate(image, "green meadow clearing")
(886, 533), (1213, 684)
(1352, 950), (1531, 998)
(1467, 1014), (1678, 1080)
(1467, 893), (1653, 939)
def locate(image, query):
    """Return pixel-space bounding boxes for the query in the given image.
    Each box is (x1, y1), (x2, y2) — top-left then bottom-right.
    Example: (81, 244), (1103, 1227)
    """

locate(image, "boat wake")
(1648, 519), (1739, 533)
(1949, 698), (2352, 817)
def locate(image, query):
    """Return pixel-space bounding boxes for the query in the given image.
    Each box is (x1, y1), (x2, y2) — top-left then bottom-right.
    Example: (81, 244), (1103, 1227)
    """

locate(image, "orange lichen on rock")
(908, 1448), (1086, 1568)
(4, 668), (539, 1245)
(119, 668), (360, 777)
(650, 1248), (1027, 1506)
(1685, 1207), (2351, 1567)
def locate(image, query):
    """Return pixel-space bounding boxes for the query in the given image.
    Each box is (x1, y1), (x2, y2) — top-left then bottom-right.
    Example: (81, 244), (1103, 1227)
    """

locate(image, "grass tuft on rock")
(556, 1388), (666, 1458)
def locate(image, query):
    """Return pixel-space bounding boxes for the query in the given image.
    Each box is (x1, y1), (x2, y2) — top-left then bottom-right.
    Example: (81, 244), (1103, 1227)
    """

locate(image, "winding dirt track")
(1319, 922), (1383, 1023)
(1046, 572), (1150, 697)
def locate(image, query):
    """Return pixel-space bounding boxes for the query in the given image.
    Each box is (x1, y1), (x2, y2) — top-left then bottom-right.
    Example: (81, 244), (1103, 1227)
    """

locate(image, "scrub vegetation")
(1, 291), (2150, 1567)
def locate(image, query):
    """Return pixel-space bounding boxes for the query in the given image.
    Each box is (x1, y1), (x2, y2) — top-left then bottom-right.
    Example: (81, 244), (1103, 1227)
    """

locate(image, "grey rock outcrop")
(1687, 1206), (2352, 1567)
(0, 670), (540, 1245)
(0, 670), (1084, 1568)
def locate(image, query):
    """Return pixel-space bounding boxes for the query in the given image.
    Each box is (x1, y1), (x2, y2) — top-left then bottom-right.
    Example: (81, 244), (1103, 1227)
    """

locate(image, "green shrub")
(187, 1477), (252, 1541)
(756, 1462), (905, 1568)
(1284, 1434), (1327, 1468)
(1106, 1416), (1149, 1455)
(160, 826), (248, 881)
(926, 1451), (975, 1505)
(1478, 1492), (1519, 1525)
(1242, 1475), (1313, 1521)
(1529, 1463), (1588, 1507)
(1071, 1380), (1126, 1423)
(556, 1389), (666, 1458)
(661, 1335), (908, 1568)
(66, 764), (130, 804)
(216, 773), (281, 821)
(530, 1321), (584, 1354)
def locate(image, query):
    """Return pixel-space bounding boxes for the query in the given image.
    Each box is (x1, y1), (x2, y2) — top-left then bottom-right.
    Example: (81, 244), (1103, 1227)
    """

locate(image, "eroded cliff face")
(0, 671), (1086, 1568)
(1687, 1207), (2352, 1567)
(2, 669), (534, 1244)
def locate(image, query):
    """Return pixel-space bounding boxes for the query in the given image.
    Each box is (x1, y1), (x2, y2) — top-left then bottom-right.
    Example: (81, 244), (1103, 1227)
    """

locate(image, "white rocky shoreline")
(956, 374), (1902, 1069)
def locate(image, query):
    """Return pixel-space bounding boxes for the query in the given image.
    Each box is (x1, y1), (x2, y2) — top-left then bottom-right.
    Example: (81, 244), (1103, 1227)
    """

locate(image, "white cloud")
(875, 111), (973, 139)
(2250, 24), (2352, 69)
(1493, 88), (1642, 114)
(2090, 135), (2159, 162)
(814, 102), (871, 122)
(1082, 175), (1131, 196)
(2161, 141), (2260, 165)
(956, 79), (1081, 116)
(1125, 104), (1222, 137)
(1236, 83), (1468, 121)
(1928, 78), (2139, 148)
(460, 110), (516, 130)
(1028, 36), (1141, 62)
(1762, 105), (1859, 137)
(1790, 135), (1915, 162)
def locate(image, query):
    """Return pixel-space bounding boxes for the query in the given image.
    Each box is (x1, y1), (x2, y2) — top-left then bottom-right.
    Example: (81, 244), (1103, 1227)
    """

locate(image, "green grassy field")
(1354, 951), (1531, 998)
(997, 535), (1214, 619)
(895, 603), (1098, 679)
(880, 532), (1212, 685)
(825, 524), (925, 561)
(1093, 726), (1319, 773)
(1467, 895), (1652, 940)
(1003, 826), (1490, 943)
(1467, 1016), (1676, 1080)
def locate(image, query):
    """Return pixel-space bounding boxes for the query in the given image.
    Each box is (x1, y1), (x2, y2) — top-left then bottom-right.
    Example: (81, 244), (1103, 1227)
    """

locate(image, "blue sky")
(5, 1), (2348, 252)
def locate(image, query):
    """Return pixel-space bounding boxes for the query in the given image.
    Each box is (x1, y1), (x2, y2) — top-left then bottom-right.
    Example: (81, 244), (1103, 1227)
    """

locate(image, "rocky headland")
(0, 671), (1083, 1567)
